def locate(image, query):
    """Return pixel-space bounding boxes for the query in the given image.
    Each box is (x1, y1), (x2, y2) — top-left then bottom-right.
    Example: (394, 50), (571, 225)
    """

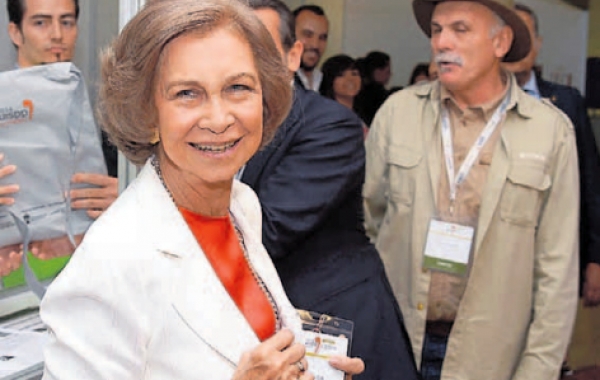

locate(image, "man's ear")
(285, 40), (303, 72)
(494, 25), (513, 59)
(8, 22), (23, 48)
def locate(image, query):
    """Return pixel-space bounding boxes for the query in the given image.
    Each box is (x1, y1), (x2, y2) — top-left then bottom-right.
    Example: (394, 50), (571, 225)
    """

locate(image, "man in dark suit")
(244, 1), (419, 379)
(505, 3), (600, 308)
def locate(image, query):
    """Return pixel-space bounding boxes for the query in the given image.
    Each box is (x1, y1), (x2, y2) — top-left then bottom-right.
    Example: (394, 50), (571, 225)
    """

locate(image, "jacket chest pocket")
(500, 163), (551, 227)
(387, 146), (422, 206)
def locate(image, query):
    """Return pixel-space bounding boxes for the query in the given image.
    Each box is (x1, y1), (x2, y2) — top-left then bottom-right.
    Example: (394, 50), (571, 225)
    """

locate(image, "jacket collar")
(415, 72), (536, 120)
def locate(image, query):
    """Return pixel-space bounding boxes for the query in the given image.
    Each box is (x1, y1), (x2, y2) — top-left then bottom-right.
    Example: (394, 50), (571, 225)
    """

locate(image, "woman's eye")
(230, 84), (251, 92)
(176, 89), (196, 98)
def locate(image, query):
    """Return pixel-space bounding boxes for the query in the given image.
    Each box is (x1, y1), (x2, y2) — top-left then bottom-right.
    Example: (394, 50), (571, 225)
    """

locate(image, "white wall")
(285, 0), (589, 93)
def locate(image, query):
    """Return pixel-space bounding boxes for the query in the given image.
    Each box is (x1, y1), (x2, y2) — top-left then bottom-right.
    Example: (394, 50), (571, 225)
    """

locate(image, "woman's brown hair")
(97, 0), (292, 165)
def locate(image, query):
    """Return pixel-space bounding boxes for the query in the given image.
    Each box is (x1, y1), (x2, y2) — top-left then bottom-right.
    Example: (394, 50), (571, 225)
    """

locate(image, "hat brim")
(412, 0), (531, 62)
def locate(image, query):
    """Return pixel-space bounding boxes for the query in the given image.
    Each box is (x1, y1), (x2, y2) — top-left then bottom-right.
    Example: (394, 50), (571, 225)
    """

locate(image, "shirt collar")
(440, 76), (510, 120)
(521, 70), (540, 99)
(296, 68), (322, 92)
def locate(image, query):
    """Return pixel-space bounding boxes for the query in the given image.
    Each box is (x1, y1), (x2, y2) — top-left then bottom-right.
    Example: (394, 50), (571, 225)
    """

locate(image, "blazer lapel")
(170, 251), (260, 368)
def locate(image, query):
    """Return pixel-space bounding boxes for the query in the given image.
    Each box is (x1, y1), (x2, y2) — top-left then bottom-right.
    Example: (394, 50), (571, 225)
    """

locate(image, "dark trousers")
(420, 330), (450, 380)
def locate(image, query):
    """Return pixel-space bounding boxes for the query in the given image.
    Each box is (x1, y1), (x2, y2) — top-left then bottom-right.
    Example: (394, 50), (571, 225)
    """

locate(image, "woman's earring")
(150, 130), (160, 145)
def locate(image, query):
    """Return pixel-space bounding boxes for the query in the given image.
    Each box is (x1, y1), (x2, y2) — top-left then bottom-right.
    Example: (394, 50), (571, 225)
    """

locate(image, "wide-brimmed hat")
(412, 0), (531, 62)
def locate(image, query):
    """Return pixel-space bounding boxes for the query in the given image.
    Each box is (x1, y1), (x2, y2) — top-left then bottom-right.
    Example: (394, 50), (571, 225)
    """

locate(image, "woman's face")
(333, 68), (361, 99)
(154, 28), (263, 189)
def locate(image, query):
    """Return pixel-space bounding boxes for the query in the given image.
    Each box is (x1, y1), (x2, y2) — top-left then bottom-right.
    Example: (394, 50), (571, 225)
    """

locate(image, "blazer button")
(417, 303), (424, 311)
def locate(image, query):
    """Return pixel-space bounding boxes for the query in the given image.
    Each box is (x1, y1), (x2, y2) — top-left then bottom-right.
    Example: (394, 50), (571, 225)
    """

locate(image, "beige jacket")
(364, 76), (579, 380)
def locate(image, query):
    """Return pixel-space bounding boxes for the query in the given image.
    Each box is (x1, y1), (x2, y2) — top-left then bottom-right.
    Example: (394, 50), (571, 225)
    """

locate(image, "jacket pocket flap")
(388, 146), (422, 168)
(507, 165), (551, 190)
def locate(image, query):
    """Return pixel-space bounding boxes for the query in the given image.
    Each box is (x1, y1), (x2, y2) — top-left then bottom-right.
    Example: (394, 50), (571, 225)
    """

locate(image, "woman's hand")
(329, 355), (365, 380)
(233, 329), (314, 380)
(0, 153), (18, 206)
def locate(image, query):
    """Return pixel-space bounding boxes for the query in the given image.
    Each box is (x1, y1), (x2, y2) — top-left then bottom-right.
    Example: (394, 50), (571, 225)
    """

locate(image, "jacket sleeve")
(512, 116), (580, 380)
(363, 100), (391, 242)
(41, 245), (149, 380)
(257, 106), (365, 260)
(570, 89), (600, 265)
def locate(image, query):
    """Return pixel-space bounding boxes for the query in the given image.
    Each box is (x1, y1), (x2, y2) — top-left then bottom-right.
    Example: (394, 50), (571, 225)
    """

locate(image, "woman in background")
(320, 54), (367, 136)
(40, 1), (363, 379)
(409, 62), (430, 85)
(319, 55), (362, 114)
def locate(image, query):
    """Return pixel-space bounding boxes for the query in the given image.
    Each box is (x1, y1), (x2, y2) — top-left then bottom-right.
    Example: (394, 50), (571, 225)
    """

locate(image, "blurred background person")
(319, 54), (362, 114)
(409, 62), (430, 85)
(1, 0), (118, 268)
(293, 4), (328, 91)
(41, 0), (363, 379)
(355, 50), (391, 126)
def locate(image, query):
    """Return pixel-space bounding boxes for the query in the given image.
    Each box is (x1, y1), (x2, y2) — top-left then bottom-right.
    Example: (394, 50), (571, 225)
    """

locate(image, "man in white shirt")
(0, 0), (117, 270)
(293, 5), (328, 91)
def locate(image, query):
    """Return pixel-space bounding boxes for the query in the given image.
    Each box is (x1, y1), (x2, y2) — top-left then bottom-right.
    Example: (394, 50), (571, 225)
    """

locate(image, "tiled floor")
(567, 300), (600, 369)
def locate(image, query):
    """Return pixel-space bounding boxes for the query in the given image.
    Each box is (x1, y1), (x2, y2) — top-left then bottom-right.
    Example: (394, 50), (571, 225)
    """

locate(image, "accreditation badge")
(297, 310), (353, 380)
(423, 219), (474, 276)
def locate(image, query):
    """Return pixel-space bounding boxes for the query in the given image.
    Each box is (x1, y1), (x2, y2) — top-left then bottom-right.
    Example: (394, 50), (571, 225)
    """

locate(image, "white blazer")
(40, 161), (303, 380)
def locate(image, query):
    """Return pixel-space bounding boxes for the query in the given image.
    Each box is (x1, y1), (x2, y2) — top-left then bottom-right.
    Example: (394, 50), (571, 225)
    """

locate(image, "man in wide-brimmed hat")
(364, 0), (579, 379)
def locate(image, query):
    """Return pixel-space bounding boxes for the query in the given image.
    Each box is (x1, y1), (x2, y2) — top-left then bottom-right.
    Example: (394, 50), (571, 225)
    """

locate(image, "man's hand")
(29, 234), (84, 260)
(70, 173), (118, 219)
(329, 355), (365, 380)
(0, 153), (18, 206)
(0, 244), (22, 276)
(583, 262), (600, 307)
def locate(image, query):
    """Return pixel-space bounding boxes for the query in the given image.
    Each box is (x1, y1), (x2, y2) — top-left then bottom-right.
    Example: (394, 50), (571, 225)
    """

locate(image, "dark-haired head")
(409, 63), (430, 85)
(7, 0), (80, 27)
(292, 4), (325, 18)
(363, 51), (391, 85)
(319, 54), (359, 100)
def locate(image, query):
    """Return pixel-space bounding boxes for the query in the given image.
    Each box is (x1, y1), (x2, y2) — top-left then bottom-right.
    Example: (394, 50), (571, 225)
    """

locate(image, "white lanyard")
(441, 93), (511, 212)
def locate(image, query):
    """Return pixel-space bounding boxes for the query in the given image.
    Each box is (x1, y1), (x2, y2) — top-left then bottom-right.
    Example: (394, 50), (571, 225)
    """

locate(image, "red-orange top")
(179, 207), (276, 341)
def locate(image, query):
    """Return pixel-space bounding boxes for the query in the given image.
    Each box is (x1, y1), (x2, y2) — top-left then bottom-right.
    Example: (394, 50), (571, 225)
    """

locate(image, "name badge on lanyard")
(423, 92), (511, 276)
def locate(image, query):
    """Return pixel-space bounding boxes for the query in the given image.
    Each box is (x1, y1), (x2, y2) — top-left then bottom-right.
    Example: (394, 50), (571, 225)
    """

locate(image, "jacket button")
(417, 303), (424, 311)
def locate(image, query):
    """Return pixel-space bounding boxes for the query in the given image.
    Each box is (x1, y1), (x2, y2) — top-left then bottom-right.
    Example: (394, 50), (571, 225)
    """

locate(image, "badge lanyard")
(441, 94), (511, 214)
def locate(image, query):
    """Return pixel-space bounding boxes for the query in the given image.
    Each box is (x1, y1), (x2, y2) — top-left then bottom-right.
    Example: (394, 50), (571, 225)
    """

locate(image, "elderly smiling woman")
(39, 0), (320, 379)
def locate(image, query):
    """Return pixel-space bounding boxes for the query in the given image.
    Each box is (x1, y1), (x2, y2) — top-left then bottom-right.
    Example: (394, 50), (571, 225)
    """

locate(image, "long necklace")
(151, 156), (282, 334)
(230, 213), (282, 333)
